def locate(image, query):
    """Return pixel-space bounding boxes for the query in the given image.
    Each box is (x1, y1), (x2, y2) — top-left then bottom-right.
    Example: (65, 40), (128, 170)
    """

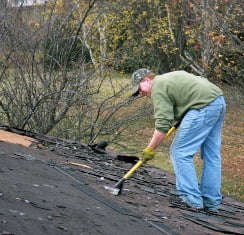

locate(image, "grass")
(220, 107), (244, 201)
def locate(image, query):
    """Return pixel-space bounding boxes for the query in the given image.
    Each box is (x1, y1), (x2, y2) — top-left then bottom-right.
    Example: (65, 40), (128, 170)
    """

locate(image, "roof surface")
(0, 127), (243, 235)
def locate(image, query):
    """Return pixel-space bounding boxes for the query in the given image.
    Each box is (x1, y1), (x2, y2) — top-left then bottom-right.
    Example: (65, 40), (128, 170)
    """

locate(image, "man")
(131, 68), (226, 212)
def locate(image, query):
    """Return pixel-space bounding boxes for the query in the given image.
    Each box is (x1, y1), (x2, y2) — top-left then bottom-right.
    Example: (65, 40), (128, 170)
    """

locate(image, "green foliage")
(104, 0), (177, 73)
(40, 0), (243, 86)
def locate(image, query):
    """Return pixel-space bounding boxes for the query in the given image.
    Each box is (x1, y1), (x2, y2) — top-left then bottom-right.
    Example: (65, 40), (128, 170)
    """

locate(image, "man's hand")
(142, 146), (155, 162)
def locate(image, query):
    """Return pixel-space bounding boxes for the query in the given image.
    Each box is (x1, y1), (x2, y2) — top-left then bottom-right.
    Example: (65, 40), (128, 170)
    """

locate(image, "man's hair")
(147, 73), (156, 80)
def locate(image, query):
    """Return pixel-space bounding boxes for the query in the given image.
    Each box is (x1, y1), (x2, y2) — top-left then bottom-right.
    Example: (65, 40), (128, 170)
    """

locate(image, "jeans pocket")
(204, 107), (221, 126)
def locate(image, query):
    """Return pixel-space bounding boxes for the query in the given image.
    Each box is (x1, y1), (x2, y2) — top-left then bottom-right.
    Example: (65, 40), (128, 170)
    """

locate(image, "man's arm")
(148, 129), (167, 150)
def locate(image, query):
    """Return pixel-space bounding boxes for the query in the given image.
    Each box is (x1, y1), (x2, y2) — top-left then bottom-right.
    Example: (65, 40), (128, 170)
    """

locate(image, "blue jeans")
(170, 96), (226, 210)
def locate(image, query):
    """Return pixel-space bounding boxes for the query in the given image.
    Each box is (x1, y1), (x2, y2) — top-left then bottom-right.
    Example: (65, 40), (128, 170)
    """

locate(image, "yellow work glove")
(142, 146), (155, 162)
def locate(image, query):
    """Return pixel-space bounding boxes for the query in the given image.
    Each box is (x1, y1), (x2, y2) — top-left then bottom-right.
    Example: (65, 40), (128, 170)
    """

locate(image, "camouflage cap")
(131, 68), (151, 96)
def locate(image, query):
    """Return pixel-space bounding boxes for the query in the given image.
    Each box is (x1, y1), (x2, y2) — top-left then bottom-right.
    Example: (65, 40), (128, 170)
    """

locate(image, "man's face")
(139, 77), (152, 97)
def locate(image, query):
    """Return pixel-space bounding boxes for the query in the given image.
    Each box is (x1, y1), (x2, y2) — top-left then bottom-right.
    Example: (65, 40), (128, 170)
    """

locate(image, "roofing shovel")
(104, 121), (181, 196)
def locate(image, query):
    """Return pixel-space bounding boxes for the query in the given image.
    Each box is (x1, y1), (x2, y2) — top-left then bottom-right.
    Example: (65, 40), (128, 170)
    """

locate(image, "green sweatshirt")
(152, 71), (223, 133)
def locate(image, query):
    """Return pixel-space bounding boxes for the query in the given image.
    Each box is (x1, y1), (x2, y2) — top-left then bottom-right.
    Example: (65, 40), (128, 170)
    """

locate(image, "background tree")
(180, 0), (243, 86)
(0, 0), (151, 149)
(101, 0), (179, 73)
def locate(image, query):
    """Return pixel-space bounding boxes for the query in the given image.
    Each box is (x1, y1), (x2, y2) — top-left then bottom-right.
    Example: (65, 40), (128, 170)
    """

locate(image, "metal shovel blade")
(104, 185), (121, 196)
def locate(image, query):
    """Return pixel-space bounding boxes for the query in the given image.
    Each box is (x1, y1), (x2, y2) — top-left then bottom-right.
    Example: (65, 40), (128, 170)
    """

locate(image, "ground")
(0, 127), (243, 235)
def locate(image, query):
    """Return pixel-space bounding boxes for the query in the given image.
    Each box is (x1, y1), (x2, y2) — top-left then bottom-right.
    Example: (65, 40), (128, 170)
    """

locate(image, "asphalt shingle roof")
(0, 126), (243, 235)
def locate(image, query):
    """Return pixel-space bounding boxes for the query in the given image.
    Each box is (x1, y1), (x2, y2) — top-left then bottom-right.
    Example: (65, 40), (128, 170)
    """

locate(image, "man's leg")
(200, 96), (226, 211)
(170, 109), (205, 208)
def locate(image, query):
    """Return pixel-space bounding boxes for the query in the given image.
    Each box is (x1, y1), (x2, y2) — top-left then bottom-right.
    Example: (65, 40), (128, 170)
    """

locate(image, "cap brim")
(131, 90), (139, 97)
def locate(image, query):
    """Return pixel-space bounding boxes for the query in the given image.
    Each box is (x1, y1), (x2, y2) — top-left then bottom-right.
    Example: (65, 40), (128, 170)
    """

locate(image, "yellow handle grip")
(166, 126), (176, 137)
